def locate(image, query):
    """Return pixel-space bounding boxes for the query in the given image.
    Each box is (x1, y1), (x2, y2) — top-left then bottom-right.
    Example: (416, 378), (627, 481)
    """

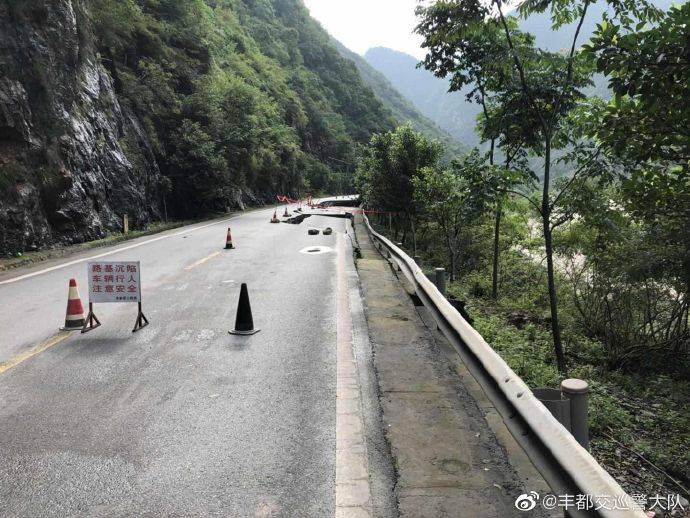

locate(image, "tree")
(168, 120), (228, 214)
(416, 2), (531, 169)
(584, 2), (689, 292)
(582, 1), (686, 162)
(417, 3), (534, 298)
(415, 0), (667, 373)
(413, 166), (467, 280)
(356, 124), (443, 243)
(413, 152), (495, 280)
(508, 0), (662, 374)
(562, 3), (690, 364)
(418, 0), (596, 372)
(477, 98), (536, 299)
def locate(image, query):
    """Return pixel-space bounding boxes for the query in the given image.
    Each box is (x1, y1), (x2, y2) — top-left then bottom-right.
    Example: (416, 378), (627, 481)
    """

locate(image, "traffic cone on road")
(270, 210), (280, 224)
(229, 283), (260, 335)
(283, 206), (290, 217)
(61, 279), (85, 331)
(224, 228), (235, 249)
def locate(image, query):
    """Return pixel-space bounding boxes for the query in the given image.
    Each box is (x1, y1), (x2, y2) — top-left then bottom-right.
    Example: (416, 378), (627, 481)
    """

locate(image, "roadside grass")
(456, 279), (690, 502)
(0, 220), (194, 272)
(369, 218), (690, 507)
(0, 203), (281, 272)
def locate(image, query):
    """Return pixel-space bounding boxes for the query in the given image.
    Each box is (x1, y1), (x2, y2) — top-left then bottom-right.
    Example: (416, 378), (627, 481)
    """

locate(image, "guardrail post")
(414, 255), (422, 266)
(394, 244), (403, 269)
(534, 388), (571, 432)
(435, 268), (446, 297)
(561, 379), (590, 450)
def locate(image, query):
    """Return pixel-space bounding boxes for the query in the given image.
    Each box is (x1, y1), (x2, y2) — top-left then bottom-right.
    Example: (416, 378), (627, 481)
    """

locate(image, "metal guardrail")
(362, 214), (645, 518)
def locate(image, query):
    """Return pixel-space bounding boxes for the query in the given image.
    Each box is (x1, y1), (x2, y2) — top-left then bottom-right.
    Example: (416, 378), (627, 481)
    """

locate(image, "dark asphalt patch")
(284, 214), (311, 224)
(299, 246), (333, 255)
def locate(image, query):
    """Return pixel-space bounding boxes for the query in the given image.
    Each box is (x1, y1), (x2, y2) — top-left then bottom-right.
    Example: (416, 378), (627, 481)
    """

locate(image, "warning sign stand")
(82, 302), (102, 334)
(132, 302), (149, 332)
(83, 261), (149, 334)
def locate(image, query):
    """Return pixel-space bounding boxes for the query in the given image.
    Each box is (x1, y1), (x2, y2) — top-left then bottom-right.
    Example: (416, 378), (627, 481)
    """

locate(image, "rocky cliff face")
(0, 0), (161, 254)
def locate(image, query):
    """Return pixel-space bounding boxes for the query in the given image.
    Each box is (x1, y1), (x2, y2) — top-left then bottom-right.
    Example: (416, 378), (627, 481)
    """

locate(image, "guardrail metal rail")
(362, 214), (645, 518)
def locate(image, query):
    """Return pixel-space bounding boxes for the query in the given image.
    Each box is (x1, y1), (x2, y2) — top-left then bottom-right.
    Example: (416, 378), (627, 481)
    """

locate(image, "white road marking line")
(0, 217), (237, 286)
(335, 233), (373, 517)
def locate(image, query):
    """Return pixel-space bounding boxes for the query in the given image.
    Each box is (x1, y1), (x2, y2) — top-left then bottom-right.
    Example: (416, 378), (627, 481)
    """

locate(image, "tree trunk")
(491, 204), (502, 300)
(401, 214), (407, 247)
(489, 136), (501, 299)
(445, 233), (455, 282)
(410, 216), (417, 255)
(542, 137), (567, 374)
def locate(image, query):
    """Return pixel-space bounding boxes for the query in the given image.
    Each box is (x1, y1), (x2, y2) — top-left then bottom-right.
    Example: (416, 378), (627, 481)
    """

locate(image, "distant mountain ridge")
(333, 41), (469, 158)
(364, 47), (480, 146)
(364, 0), (675, 148)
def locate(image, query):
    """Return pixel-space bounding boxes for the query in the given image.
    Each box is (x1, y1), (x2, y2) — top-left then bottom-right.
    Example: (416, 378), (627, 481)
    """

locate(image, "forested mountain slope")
(0, 0), (394, 253)
(333, 41), (468, 158)
(365, 47), (482, 146)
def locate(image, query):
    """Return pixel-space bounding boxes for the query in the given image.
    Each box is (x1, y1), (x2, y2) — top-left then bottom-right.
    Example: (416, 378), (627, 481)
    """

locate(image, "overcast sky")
(302, 0), (427, 59)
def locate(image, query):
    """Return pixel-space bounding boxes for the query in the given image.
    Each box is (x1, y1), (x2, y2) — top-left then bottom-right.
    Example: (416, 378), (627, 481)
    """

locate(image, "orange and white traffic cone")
(270, 210), (280, 224)
(61, 278), (85, 331)
(225, 227), (235, 249)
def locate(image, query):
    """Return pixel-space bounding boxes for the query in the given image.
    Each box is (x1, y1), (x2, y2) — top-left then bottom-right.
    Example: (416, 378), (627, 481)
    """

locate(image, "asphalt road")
(0, 206), (350, 516)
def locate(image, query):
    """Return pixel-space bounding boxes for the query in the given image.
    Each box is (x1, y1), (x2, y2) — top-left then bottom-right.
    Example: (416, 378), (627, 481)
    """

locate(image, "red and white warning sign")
(88, 261), (141, 303)
(83, 261), (149, 333)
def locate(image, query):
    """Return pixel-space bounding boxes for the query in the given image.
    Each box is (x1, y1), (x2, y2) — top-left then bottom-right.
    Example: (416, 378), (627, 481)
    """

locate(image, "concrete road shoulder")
(353, 216), (556, 518)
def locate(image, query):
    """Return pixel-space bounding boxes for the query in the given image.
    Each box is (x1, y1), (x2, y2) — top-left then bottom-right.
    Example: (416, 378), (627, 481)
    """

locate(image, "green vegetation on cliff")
(89, 0), (397, 215)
